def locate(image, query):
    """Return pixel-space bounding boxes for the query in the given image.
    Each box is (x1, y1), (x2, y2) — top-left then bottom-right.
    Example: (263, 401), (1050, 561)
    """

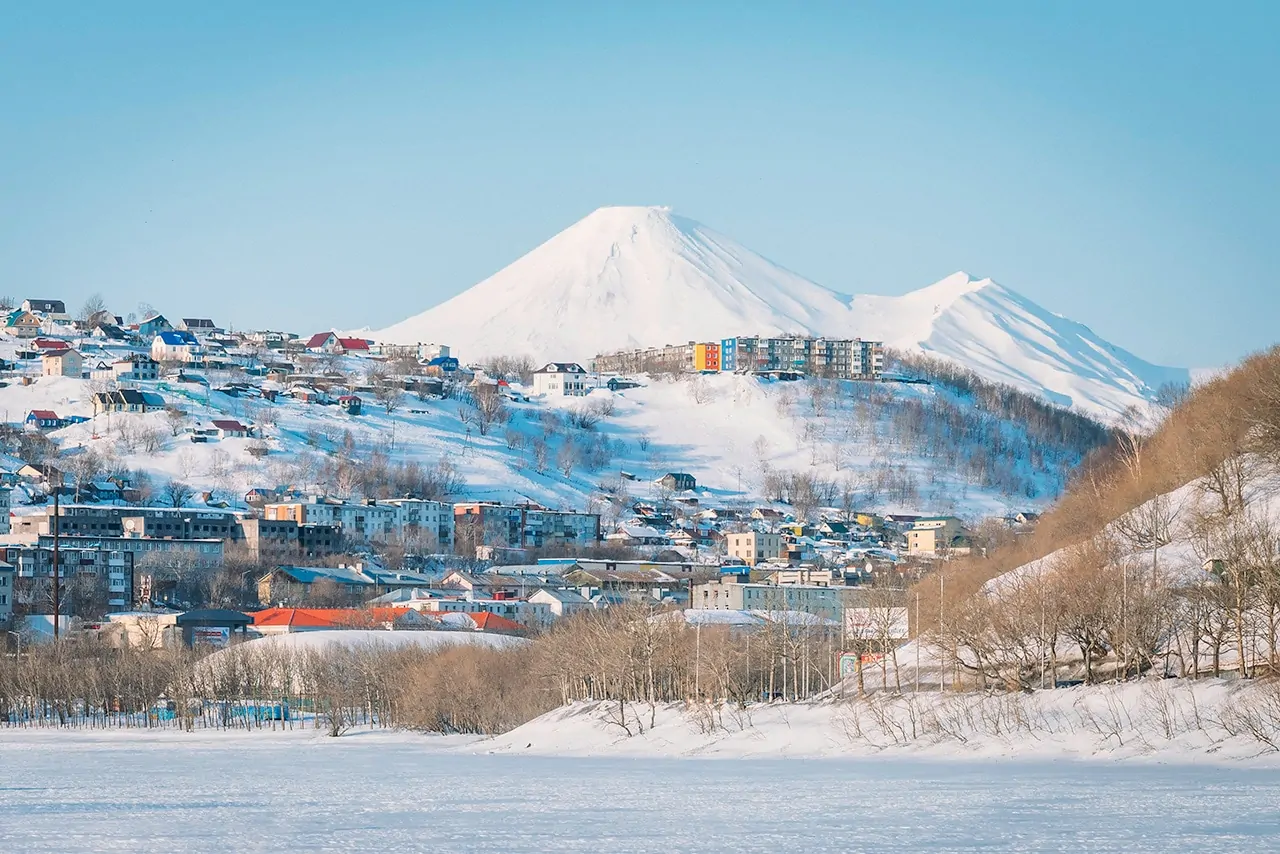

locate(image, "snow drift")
(371, 206), (1188, 421)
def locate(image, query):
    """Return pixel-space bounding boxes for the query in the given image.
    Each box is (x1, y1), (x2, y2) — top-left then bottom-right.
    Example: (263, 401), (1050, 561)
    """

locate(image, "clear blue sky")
(3, 2), (1275, 367)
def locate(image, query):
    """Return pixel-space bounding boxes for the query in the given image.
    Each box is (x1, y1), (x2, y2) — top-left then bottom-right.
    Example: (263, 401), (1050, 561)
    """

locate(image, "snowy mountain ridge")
(370, 206), (1189, 422)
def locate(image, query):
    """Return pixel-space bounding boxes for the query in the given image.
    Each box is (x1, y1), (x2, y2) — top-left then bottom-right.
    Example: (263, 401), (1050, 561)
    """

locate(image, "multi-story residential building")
(691, 575), (863, 619)
(453, 502), (600, 554)
(531, 362), (591, 397)
(3, 541), (136, 610)
(31, 533), (222, 565)
(383, 498), (455, 552)
(596, 336), (884, 379)
(0, 560), (14, 624)
(593, 342), (696, 375)
(725, 530), (783, 567)
(233, 518), (341, 560)
(263, 496), (454, 547)
(720, 336), (884, 379)
(11, 505), (244, 539)
(693, 342), (720, 372)
(113, 353), (160, 381)
(264, 497), (396, 542)
(906, 516), (968, 555)
(0, 488), (10, 535)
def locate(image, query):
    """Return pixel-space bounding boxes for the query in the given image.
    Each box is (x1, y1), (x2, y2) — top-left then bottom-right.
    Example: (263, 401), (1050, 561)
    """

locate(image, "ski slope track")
(371, 206), (1189, 423)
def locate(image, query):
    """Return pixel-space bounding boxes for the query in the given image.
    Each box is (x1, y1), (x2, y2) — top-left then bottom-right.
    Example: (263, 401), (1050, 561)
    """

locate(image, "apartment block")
(725, 530), (783, 567)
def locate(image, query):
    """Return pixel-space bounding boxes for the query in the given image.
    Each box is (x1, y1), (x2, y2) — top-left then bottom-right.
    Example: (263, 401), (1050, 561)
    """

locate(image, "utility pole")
(939, 573), (945, 692)
(915, 591), (921, 693)
(52, 479), (61, 640)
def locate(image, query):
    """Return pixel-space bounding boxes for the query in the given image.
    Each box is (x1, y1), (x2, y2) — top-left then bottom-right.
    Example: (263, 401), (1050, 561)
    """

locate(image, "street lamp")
(5, 630), (20, 659)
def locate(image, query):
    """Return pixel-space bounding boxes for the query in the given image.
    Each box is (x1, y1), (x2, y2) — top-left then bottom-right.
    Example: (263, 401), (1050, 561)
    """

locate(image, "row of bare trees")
(1, 600), (861, 736)
(936, 450), (1280, 690)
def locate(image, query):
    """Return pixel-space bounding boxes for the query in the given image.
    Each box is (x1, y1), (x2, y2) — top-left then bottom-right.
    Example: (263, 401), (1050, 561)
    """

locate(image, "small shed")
(175, 609), (253, 648)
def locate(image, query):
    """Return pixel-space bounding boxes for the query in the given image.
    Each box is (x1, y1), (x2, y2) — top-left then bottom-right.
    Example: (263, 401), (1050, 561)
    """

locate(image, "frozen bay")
(3, 729), (1280, 852)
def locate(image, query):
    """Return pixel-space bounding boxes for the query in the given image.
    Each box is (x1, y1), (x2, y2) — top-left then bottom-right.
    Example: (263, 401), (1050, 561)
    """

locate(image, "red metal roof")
(250, 607), (427, 628)
(468, 611), (525, 632)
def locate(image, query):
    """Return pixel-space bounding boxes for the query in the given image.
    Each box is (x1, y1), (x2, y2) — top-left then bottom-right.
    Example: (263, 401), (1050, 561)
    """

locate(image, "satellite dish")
(124, 519), (136, 532)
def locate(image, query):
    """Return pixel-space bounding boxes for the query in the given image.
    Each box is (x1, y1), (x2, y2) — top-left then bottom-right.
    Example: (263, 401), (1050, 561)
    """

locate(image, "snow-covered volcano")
(371, 206), (1188, 421)
(374, 205), (853, 357)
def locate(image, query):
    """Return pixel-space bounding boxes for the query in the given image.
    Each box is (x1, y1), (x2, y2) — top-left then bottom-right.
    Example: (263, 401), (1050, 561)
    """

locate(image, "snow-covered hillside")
(851, 273), (1189, 420)
(369, 206), (1189, 422)
(3, 366), (1084, 522)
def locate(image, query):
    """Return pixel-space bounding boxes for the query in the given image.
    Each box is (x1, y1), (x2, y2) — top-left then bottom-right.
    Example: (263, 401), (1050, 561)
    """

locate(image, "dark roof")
(175, 609), (252, 627)
(211, 419), (249, 432)
(93, 389), (161, 407)
(536, 362), (587, 374)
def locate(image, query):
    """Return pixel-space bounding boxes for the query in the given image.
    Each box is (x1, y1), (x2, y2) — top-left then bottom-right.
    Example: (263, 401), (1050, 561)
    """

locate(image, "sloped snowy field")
(2, 359), (1072, 517)
(2, 728), (1279, 853)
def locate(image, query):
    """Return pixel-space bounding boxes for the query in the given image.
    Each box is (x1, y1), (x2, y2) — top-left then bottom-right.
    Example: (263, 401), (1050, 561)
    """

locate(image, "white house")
(151, 330), (201, 363)
(528, 587), (592, 620)
(531, 362), (590, 397)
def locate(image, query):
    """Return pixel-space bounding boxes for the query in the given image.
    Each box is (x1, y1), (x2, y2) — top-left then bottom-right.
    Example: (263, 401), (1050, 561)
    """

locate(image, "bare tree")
(468, 385), (508, 436)
(165, 406), (189, 437)
(164, 479), (195, 508)
(78, 293), (109, 323)
(63, 448), (105, 501)
(557, 438), (578, 477)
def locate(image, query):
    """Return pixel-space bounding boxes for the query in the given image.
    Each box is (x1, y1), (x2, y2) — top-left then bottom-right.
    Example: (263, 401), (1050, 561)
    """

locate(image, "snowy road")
(2, 729), (1279, 853)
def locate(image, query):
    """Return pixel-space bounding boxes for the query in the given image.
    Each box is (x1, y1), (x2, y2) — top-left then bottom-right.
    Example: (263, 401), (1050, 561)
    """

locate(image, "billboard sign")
(192, 627), (231, 648)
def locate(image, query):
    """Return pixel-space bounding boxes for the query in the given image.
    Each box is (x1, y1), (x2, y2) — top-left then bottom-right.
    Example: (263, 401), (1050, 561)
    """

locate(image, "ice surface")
(2, 729), (1279, 853)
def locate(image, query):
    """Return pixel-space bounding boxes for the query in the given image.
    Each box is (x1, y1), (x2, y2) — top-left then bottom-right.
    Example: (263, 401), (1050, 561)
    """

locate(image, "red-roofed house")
(25, 410), (64, 430)
(211, 419), (252, 439)
(250, 607), (440, 635)
(305, 332), (371, 355)
(32, 338), (69, 352)
(466, 611), (527, 633)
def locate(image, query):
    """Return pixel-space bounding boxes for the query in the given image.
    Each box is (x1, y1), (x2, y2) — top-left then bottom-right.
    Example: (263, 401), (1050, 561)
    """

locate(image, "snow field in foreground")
(3, 727), (1280, 853)
(479, 680), (1280, 765)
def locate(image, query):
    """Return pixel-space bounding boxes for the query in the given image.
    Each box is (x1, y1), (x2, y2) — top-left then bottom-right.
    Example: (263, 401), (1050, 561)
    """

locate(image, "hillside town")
(0, 295), (1046, 647)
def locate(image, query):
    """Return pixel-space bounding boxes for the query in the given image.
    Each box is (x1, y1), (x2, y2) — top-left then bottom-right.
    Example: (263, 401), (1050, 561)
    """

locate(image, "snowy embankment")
(475, 680), (1280, 765)
(211, 628), (527, 657)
